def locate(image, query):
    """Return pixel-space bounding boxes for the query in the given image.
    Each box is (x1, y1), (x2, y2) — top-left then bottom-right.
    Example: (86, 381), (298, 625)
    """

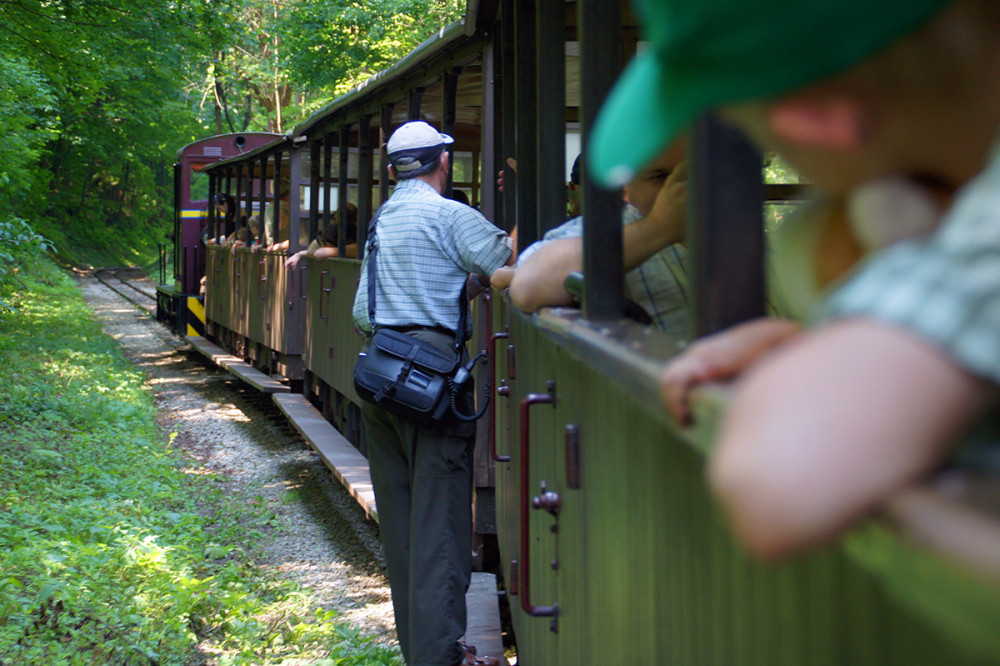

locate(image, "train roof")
(202, 135), (295, 175)
(174, 133), (282, 163)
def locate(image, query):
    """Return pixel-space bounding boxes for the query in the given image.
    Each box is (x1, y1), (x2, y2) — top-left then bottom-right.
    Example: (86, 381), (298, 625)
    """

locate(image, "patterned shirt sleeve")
(516, 216), (585, 266)
(448, 205), (513, 275)
(823, 162), (1000, 385)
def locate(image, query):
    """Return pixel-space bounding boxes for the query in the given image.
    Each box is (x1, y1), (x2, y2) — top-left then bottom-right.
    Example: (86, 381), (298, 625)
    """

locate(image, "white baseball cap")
(387, 121), (454, 173)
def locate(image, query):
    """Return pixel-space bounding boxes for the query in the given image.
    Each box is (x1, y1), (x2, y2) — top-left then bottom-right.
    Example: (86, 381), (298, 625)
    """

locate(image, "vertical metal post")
(173, 164), (182, 284)
(536, 0), (566, 236)
(310, 140), (321, 241)
(379, 103), (395, 215)
(339, 125), (351, 257)
(323, 134), (333, 231)
(243, 164), (253, 235)
(481, 35), (500, 226)
(288, 146), (303, 253)
(442, 69), (460, 199)
(358, 115), (373, 231)
(408, 89), (424, 121)
(500, 0), (517, 237)
(578, 0), (623, 321)
(232, 166), (242, 239)
(689, 114), (766, 336)
(513, 0), (538, 248)
(258, 155), (268, 242)
(273, 150), (284, 247)
(208, 171), (218, 243)
(222, 167), (231, 238)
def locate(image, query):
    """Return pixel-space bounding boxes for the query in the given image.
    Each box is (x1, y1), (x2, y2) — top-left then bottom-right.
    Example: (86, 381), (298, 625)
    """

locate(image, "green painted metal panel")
(304, 257), (364, 401)
(232, 250), (249, 337)
(494, 302), (1000, 665)
(246, 252), (267, 344)
(204, 247), (231, 330)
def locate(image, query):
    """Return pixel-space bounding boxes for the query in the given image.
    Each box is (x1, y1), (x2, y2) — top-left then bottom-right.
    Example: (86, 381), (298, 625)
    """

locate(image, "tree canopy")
(0, 0), (464, 270)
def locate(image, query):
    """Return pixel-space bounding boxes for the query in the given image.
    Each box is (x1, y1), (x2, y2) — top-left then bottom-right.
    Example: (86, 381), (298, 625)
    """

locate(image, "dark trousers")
(361, 330), (476, 666)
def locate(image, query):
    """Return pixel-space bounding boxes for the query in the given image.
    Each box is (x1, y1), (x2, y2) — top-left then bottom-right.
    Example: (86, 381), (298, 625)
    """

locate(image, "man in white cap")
(352, 120), (512, 666)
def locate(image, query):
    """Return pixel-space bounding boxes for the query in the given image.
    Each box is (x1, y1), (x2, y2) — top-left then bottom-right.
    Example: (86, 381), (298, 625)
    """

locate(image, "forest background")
(0, 0), (465, 277)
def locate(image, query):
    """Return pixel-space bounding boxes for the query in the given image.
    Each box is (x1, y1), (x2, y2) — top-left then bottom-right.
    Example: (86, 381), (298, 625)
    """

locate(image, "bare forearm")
(313, 246), (338, 259)
(509, 240), (580, 311)
(711, 319), (998, 558)
(622, 214), (683, 270)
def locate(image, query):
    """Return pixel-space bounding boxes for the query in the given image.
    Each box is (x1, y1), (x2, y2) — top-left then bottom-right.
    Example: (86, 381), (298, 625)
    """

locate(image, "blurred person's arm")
(660, 317), (802, 424)
(285, 250), (307, 269)
(313, 246), (341, 259)
(710, 318), (999, 559)
(490, 266), (516, 289)
(510, 171), (685, 312)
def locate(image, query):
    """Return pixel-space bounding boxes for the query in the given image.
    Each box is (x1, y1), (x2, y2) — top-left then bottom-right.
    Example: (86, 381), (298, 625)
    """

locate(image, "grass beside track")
(0, 260), (400, 665)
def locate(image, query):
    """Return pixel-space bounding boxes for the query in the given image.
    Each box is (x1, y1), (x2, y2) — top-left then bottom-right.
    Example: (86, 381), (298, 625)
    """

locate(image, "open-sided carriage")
(179, 2), (1000, 663)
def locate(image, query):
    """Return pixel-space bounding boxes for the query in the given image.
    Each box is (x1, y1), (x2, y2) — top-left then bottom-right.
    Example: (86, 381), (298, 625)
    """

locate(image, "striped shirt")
(824, 146), (1000, 384)
(353, 178), (513, 334)
(518, 204), (691, 338)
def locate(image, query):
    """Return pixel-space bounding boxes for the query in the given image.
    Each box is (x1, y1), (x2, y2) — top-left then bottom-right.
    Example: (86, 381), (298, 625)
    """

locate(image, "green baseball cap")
(588, 0), (953, 188)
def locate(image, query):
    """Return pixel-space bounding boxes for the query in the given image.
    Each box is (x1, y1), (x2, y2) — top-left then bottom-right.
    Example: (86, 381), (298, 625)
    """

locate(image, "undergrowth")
(0, 259), (401, 665)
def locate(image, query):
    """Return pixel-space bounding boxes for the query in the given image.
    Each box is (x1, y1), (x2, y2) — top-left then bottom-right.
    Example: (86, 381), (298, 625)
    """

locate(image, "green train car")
(188, 1), (1000, 663)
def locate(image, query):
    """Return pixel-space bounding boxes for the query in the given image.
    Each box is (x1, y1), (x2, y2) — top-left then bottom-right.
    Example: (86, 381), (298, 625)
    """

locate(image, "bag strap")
(366, 203), (469, 353)
(365, 205), (383, 332)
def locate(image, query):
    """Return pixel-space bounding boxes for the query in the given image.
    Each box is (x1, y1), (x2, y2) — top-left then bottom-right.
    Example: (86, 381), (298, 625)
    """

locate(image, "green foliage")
(0, 259), (401, 664)
(0, 0), (216, 268)
(0, 0), (465, 268)
(0, 216), (55, 312)
(763, 152), (802, 184)
(0, 55), (57, 214)
(279, 0), (465, 102)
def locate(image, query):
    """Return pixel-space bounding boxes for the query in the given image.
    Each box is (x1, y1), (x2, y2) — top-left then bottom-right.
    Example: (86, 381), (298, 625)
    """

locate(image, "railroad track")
(94, 268), (157, 314)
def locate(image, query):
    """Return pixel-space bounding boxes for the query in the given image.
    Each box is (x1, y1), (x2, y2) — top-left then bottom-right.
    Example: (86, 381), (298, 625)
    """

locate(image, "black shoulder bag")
(352, 208), (489, 427)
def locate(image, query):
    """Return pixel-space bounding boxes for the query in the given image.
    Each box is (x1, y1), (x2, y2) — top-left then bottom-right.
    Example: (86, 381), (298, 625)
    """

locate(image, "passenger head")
(343, 202), (358, 224)
(622, 141), (684, 218)
(214, 192), (235, 217)
(387, 121), (454, 181)
(248, 214), (261, 236)
(451, 189), (471, 206)
(320, 223), (339, 247)
(276, 178), (292, 200)
(320, 204), (359, 247)
(343, 203), (359, 244)
(567, 154), (583, 217)
(719, 1), (1000, 194)
(588, 0), (975, 196)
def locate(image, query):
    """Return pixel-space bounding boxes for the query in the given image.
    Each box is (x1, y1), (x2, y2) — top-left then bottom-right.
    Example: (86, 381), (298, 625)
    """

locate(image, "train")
(156, 132), (281, 336)
(155, 1), (1000, 663)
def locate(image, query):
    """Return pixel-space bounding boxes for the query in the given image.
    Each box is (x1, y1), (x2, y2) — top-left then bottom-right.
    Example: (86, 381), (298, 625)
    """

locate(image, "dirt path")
(75, 271), (397, 648)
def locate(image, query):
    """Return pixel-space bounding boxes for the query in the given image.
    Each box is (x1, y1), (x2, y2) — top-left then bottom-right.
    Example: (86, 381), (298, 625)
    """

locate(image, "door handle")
(489, 331), (510, 462)
(513, 381), (559, 619)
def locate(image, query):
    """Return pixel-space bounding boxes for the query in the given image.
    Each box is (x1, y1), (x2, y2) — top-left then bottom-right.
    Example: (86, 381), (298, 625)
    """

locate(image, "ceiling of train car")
(390, 63), (484, 151)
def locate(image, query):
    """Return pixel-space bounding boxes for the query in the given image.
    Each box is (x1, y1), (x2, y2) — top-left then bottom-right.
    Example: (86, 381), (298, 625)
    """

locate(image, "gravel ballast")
(76, 271), (397, 649)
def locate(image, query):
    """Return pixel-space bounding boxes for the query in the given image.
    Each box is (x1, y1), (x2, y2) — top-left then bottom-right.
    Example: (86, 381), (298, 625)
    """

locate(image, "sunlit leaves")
(0, 261), (402, 664)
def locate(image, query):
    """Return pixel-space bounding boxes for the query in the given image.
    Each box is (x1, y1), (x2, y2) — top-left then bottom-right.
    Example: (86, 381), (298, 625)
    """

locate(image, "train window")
(764, 152), (807, 231)
(190, 168), (210, 203)
(450, 151), (475, 191)
(328, 149), (360, 180)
